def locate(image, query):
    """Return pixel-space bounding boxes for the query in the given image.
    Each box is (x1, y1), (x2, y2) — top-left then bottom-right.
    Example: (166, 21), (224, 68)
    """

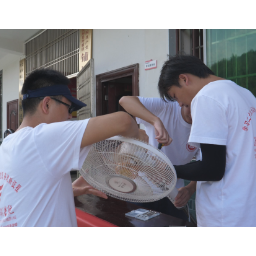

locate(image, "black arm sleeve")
(174, 144), (226, 181)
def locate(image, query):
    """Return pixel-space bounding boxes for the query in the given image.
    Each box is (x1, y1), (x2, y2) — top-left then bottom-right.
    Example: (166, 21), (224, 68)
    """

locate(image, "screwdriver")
(158, 143), (163, 150)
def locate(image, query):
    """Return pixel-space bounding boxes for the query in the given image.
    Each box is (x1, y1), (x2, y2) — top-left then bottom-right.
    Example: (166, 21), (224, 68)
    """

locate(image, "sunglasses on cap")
(39, 97), (76, 114)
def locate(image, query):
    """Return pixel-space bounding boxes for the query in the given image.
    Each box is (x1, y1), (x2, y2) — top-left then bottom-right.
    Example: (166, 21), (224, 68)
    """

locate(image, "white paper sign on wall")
(145, 59), (157, 70)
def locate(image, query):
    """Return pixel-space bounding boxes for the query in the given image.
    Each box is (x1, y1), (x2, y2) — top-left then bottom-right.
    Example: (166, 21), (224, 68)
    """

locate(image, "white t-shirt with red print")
(189, 80), (256, 227)
(0, 119), (91, 227)
(136, 97), (198, 189)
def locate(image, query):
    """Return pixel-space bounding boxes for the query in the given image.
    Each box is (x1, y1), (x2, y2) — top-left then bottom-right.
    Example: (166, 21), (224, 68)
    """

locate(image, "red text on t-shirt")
(0, 172), (21, 193)
(242, 107), (256, 131)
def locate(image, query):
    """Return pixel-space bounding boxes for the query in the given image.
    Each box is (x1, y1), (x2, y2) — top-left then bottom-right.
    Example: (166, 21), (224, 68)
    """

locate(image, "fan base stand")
(106, 175), (137, 193)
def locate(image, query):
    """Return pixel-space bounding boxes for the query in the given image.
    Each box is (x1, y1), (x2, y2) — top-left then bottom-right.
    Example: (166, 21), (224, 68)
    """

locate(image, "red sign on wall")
(145, 59), (157, 70)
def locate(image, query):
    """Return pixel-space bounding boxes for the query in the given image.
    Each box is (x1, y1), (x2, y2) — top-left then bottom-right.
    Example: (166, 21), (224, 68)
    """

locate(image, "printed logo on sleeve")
(242, 107), (256, 131)
(186, 143), (197, 152)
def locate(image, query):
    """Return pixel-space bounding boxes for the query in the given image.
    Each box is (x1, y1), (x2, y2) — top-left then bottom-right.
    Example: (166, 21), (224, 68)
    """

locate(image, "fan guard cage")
(80, 136), (177, 203)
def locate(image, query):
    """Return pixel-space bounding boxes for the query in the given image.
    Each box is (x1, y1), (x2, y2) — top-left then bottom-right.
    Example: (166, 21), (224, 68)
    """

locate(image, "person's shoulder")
(6, 127), (33, 137)
(33, 121), (79, 135)
(33, 122), (57, 132)
(202, 80), (246, 100)
(43, 120), (89, 131)
(138, 96), (175, 107)
(32, 120), (89, 148)
(192, 81), (231, 109)
(137, 96), (160, 103)
(194, 80), (226, 100)
(202, 80), (235, 93)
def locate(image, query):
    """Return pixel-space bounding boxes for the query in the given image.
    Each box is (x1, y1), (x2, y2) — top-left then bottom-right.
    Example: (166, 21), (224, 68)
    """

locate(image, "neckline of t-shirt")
(15, 126), (34, 133)
(191, 79), (233, 105)
(2, 126), (33, 142)
(205, 79), (232, 87)
(12, 126), (34, 135)
(178, 106), (191, 128)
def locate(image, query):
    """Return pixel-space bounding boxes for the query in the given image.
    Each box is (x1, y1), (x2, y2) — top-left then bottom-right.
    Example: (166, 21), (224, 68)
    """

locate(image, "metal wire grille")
(81, 138), (177, 203)
(25, 29), (79, 77)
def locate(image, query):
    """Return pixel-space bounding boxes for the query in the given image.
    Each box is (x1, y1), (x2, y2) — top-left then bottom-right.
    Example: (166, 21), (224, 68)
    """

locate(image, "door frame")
(7, 99), (19, 131)
(96, 64), (139, 116)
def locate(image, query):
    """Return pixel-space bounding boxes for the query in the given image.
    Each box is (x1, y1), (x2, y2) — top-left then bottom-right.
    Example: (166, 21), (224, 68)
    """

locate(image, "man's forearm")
(119, 96), (173, 146)
(119, 96), (159, 125)
(185, 181), (196, 195)
(174, 144), (226, 181)
(81, 112), (140, 147)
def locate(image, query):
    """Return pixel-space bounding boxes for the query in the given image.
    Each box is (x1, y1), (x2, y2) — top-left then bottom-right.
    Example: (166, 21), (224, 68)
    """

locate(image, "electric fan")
(80, 136), (180, 206)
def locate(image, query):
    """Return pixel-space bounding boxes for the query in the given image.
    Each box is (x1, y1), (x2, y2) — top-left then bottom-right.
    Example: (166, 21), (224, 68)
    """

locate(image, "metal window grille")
(25, 29), (79, 77)
(176, 29), (204, 61)
(192, 29), (204, 61)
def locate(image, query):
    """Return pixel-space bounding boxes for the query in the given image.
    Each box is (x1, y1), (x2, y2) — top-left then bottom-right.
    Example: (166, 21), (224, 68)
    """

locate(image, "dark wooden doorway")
(7, 99), (19, 131)
(96, 64), (139, 116)
(102, 76), (132, 115)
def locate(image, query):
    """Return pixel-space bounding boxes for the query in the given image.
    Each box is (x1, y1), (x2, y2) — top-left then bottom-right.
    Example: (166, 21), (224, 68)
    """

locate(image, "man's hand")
(173, 181), (196, 208)
(138, 129), (149, 143)
(72, 176), (108, 199)
(153, 118), (173, 146)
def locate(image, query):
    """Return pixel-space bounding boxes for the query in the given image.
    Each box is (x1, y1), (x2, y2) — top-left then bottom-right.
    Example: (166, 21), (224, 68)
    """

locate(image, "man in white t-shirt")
(119, 96), (198, 221)
(158, 54), (256, 227)
(0, 69), (147, 227)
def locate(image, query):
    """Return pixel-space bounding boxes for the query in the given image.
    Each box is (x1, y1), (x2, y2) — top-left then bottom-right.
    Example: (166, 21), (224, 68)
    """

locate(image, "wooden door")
(7, 99), (19, 131)
(102, 77), (132, 115)
(96, 64), (139, 116)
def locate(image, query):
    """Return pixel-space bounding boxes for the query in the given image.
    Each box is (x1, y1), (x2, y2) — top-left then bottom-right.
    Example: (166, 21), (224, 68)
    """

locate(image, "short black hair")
(158, 54), (214, 102)
(22, 69), (70, 115)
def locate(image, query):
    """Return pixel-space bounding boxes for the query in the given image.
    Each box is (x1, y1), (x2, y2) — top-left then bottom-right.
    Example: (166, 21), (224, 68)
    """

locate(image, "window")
(25, 29), (79, 77)
(176, 29), (204, 61)
(206, 29), (256, 96)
